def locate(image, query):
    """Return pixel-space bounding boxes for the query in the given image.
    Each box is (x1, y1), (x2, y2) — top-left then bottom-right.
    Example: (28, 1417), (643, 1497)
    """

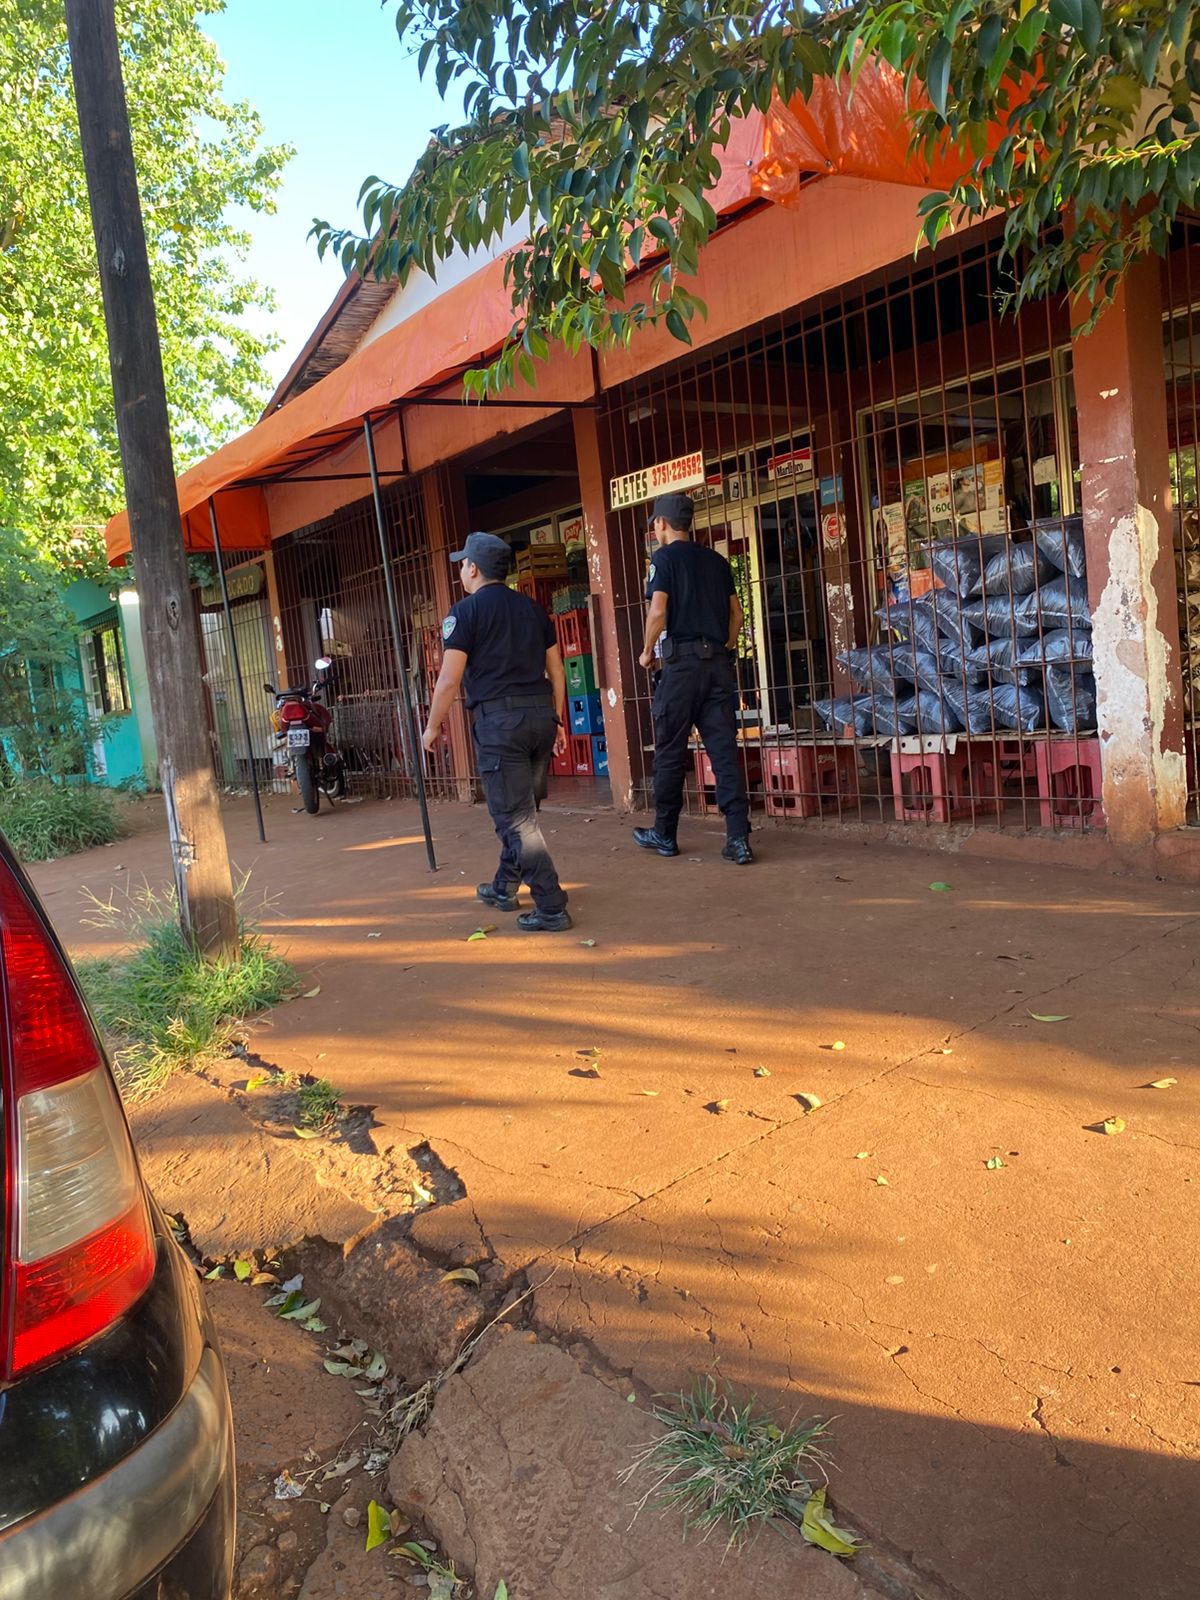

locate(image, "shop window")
(859, 353), (1078, 603)
(79, 617), (130, 717)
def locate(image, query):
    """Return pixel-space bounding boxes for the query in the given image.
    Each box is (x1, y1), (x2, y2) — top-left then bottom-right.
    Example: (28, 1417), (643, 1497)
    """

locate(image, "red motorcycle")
(265, 658), (346, 815)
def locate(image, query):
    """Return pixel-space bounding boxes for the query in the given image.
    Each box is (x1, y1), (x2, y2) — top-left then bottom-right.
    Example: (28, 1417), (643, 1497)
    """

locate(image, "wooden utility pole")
(65, 0), (239, 959)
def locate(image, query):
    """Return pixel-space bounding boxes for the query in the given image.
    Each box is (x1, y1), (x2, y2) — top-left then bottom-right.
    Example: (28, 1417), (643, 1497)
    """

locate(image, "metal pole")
(207, 498), (267, 844)
(362, 415), (438, 872)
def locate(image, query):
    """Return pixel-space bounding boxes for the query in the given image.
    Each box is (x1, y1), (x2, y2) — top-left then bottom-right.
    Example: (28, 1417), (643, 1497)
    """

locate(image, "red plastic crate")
(692, 746), (763, 814)
(567, 733), (593, 776)
(550, 746), (573, 777)
(890, 744), (993, 825)
(554, 608), (591, 657)
(516, 576), (558, 610)
(764, 743), (858, 818)
(1034, 737), (1105, 830)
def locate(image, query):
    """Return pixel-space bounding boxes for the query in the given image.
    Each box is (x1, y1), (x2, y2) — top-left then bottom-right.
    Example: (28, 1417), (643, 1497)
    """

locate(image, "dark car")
(0, 834), (235, 1600)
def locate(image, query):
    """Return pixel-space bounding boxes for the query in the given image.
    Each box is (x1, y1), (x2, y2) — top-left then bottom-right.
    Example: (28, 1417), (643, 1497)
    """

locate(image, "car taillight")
(0, 864), (154, 1379)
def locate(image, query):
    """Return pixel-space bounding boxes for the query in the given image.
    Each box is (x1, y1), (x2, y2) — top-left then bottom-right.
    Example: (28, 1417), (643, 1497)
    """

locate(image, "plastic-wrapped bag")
(876, 602), (940, 655)
(1013, 576), (1091, 632)
(1015, 627), (1093, 665)
(837, 647), (913, 694)
(927, 533), (1009, 599)
(811, 696), (875, 736)
(869, 694), (917, 736)
(966, 636), (1041, 685)
(982, 541), (1056, 596)
(943, 677), (1045, 734)
(896, 689), (963, 734)
(1035, 518), (1087, 578)
(1045, 666), (1098, 732)
(924, 588), (983, 651)
(961, 594), (1042, 637)
(887, 645), (949, 694)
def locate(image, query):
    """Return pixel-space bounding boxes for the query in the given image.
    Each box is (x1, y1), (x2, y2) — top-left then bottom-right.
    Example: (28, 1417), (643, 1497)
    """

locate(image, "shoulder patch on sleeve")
(648, 562), (656, 583)
(441, 615), (457, 641)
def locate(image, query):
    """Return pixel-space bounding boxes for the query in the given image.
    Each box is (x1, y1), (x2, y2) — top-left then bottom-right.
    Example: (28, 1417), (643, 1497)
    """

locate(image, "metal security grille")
(601, 222), (1104, 834)
(196, 570), (285, 794)
(273, 484), (460, 800)
(1162, 224), (1200, 822)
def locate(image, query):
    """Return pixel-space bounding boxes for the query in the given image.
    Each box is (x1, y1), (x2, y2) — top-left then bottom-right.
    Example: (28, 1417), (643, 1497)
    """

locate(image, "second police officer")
(632, 491), (753, 865)
(422, 531), (573, 931)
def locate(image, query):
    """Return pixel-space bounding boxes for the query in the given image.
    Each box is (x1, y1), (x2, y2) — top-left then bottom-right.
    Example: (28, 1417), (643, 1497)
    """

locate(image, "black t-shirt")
(645, 539), (735, 645)
(443, 583), (556, 708)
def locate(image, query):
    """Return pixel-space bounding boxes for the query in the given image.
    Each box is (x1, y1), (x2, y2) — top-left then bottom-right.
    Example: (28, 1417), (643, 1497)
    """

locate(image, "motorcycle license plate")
(287, 728), (311, 748)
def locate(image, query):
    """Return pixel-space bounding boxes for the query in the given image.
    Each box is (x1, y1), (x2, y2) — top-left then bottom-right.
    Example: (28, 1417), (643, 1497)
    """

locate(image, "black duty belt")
(474, 693), (553, 713)
(661, 638), (727, 661)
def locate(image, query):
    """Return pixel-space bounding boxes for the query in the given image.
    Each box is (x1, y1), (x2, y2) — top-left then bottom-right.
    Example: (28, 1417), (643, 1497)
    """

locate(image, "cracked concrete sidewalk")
(34, 793), (1200, 1600)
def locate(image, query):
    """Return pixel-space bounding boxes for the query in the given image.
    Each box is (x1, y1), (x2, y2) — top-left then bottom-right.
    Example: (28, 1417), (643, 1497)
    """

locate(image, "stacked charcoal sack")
(812, 517), (1095, 737)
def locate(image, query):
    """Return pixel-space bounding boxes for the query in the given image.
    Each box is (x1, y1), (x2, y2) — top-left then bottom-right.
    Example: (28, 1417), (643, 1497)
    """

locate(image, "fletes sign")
(610, 452), (705, 510)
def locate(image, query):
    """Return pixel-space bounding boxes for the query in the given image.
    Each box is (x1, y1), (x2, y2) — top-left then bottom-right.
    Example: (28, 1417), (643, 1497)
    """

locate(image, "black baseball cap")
(648, 492), (695, 531)
(450, 531), (512, 579)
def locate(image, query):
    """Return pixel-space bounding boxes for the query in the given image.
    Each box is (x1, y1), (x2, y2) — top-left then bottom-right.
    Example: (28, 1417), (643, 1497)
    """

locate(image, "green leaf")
(366, 1500), (392, 1553)
(495, 1584), (509, 1600)
(926, 37), (952, 119)
(281, 1297), (321, 1321)
(1029, 1012), (1070, 1023)
(441, 1266), (481, 1286)
(985, 1156), (1006, 1170)
(800, 1486), (859, 1556)
(928, 882), (953, 892)
(233, 1258), (253, 1282)
(664, 307), (692, 345)
(512, 142), (530, 182)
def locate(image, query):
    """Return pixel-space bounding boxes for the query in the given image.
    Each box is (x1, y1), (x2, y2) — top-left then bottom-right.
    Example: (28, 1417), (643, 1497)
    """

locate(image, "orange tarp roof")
(104, 113), (766, 566)
(754, 59), (1022, 206)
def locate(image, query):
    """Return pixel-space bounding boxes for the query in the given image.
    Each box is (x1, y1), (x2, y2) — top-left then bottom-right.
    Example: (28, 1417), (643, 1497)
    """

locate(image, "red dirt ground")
(32, 791), (1200, 1600)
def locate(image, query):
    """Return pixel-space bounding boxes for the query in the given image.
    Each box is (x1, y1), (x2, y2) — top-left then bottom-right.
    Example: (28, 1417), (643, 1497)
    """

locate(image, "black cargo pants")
(472, 700), (568, 913)
(652, 647), (750, 842)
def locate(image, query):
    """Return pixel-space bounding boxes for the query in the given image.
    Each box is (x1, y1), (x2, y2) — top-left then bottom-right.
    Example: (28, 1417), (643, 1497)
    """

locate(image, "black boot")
(477, 883), (519, 911)
(632, 827), (680, 857)
(721, 837), (754, 866)
(516, 907), (573, 932)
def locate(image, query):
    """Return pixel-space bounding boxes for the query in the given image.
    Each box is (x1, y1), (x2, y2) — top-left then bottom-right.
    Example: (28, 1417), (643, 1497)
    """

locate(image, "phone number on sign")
(610, 452), (705, 510)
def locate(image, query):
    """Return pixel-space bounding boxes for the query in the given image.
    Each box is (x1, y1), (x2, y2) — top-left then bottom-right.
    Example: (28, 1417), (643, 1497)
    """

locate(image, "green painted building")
(57, 579), (158, 788)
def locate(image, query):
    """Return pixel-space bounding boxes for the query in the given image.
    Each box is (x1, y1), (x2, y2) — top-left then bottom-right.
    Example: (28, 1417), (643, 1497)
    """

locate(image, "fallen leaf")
(801, 1486), (858, 1557)
(323, 1358), (360, 1377)
(411, 1180), (435, 1205)
(795, 1092), (822, 1112)
(928, 881), (953, 893)
(233, 1258), (253, 1282)
(250, 1271), (279, 1287)
(301, 986), (321, 999)
(569, 1066), (601, 1079)
(1102, 1116), (1126, 1136)
(579, 938), (597, 948)
(707, 1099), (732, 1114)
(304, 1316), (327, 1332)
(293, 1125), (321, 1139)
(853, 1152), (871, 1160)
(754, 1066), (772, 1078)
(496, 1584), (509, 1600)
(576, 1046), (602, 1058)
(363, 1351), (388, 1381)
(1148, 1078), (1178, 1089)
(280, 1296), (321, 1322)
(875, 1175), (890, 1186)
(365, 1500), (392, 1553)
(245, 1072), (274, 1091)
(831, 1040), (846, 1051)
(204, 1264), (223, 1279)
(1029, 1012), (1070, 1023)
(467, 931), (488, 942)
(636, 1089), (660, 1096)
(985, 1156), (1006, 1170)
(441, 1267), (481, 1287)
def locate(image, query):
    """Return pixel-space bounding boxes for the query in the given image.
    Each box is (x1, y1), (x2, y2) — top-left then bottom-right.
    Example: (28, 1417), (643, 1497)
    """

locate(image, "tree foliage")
(313, 0), (1200, 393)
(0, 526), (91, 781)
(0, 0), (290, 573)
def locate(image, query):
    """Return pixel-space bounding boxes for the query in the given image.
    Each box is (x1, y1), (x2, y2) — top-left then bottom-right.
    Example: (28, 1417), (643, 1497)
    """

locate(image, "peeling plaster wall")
(1092, 503), (1187, 841)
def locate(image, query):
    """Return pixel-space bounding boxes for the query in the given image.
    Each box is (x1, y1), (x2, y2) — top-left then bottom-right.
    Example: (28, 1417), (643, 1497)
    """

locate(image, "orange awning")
(753, 59), (1022, 207)
(105, 112), (766, 567)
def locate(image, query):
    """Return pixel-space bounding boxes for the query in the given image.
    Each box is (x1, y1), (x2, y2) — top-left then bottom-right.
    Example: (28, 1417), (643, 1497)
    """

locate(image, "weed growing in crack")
(624, 1377), (833, 1550)
(296, 1076), (342, 1133)
(77, 877), (296, 1099)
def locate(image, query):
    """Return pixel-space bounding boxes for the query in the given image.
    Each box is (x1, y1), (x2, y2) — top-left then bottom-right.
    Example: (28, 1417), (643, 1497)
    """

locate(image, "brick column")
(1073, 254), (1188, 847)
(572, 407), (643, 812)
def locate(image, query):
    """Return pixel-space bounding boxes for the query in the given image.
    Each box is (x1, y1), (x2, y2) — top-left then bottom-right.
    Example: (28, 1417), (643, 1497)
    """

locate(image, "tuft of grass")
(77, 880), (297, 1100)
(0, 781), (122, 861)
(623, 1377), (832, 1550)
(296, 1076), (342, 1132)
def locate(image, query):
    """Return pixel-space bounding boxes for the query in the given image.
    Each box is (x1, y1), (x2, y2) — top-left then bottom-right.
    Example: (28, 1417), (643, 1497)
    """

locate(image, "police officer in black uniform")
(421, 532), (572, 931)
(632, 492), (753, 865)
